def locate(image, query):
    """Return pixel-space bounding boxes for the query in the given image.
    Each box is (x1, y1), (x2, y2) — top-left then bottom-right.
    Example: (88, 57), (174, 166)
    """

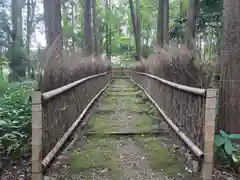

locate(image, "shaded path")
(45, 78), (194, 180)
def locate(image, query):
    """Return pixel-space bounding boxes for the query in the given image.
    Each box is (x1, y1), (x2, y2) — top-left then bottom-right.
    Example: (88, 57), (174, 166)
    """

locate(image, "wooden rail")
(131, 78), (204, 157)
(134, 71), (206, 96)
(32, 72), (110, 180)
(132, 72), (217, 180)
(42, 72), (108, 100)
(42, 80), (112, 169)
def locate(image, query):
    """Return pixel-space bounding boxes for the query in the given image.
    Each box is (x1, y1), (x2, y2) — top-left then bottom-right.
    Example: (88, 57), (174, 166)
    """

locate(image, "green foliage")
(170, 16), (186, 40)
(142, 44), (152, 58)
(170, 0), (223, 41)
(0, 79), (9, 95)
(0, 82), (32, 159)
(214, 130), (240, 169)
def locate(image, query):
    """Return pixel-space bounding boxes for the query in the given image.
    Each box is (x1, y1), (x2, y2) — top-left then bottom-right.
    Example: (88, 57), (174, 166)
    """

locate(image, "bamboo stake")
(42, 80), (113, 169)
(202, 89), (217, 180)
(42, 72), (108, 100)
(131, 78), (204, 157)
(32, 91), (43, 180)
(133, 71), (206, 96)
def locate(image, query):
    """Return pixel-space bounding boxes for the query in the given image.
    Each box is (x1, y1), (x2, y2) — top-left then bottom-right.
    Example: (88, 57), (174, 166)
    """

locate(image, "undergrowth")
(0, 80), (33, 162)
(214, 130), (240, 173)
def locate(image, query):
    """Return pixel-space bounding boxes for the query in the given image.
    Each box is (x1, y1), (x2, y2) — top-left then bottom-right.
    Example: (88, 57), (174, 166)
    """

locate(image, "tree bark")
(129, 0), (137, 40)
(92, 0), (99, 55)
(105, 0), (108, 58)
(43, 0), (63, 47)
(185, 0), (200, 50)
(157, 0), (164, 47)
(9, 0), (25, 80)
(84, 0), (92, 55)
(129, 0), (140, 60)
(26, 0), (31, 54)
(135, 0), (141, 60)
(105, 0), (112, 60)
(26, 0), (36, 55)
(71, 2), (75, 51)
(218, 0), (240, 135)
(163, 0), (169, 45)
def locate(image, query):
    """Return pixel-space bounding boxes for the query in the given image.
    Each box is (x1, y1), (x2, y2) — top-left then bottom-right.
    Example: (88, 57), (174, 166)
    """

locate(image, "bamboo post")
(32, 91), (43, 180)
(202, 89), (217, 180)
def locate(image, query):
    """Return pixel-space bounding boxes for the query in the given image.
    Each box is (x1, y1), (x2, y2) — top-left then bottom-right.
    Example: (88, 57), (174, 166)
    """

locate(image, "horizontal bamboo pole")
(133, 71), (206, 96)
(42, 79), (113, 169)
(131, 78), (204, 158)
(42, 72), (108, 101)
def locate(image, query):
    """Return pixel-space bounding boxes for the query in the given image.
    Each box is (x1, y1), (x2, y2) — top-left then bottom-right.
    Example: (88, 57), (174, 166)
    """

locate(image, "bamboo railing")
(132, 71), (217, 180)
(32, 72), (111, 180)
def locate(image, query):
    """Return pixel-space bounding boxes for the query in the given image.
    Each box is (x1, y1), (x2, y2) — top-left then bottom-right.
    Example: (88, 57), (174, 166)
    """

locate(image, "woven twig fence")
(32, 72), (111, 180)
(132, 71), (217, 180)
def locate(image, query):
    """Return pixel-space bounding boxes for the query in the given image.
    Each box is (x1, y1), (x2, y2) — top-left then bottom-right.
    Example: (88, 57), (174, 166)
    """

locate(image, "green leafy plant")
(214, 130), (240, 169)
(0, 83), (32, 159)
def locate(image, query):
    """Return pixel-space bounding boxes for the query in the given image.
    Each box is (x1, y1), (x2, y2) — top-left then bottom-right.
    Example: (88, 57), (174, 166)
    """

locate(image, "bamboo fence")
(132, 71), (217, 180)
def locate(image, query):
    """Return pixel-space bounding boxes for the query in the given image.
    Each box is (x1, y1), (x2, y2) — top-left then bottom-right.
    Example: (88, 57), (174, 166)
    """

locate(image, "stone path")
(45, 78), (197, 180)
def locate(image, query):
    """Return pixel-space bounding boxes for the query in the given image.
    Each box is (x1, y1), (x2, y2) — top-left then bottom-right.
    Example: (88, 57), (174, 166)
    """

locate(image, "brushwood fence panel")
(42, 73), (111, 156)
(132, 71), (217, 180)
(32, 72), (111, 180)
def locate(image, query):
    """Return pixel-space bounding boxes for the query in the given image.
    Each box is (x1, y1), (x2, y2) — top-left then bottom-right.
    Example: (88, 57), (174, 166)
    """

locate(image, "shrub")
(0, 83), (32, 159)
(132, 45), (213, 88)
(214, 130), (240, 171)
(0, 80), (9, 96)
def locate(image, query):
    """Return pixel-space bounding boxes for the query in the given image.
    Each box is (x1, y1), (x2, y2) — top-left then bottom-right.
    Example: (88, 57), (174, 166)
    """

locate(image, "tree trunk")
(157, 0), (164, 47)
(43, 0), (63, 47)
(9, 0), (25, 80)
(71, 2), (75, 51)
(92, 0), (99, 55)
(185, 0), (200, 50)
(26, 0), (36, 55)
(108, 27), (112, 60)
(163, 0), (169, 45)
(26, 0), (31, 55)
(105, 0), (111, 60)
(135, 0), (141, 60)
(84, 0), (92, 55)
(129, 0), (137, 39)
(218, 0), (240, 135)
(129, 0), (140, 60)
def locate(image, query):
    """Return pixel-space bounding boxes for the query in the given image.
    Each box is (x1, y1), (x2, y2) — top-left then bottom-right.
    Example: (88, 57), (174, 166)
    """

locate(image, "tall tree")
(218, 0), (240, 135)
(71, 1), (75, 51)
(84, 0), (92, 55)
(43, 0), (63, 47)
(185, 0), (200, 50)
(105, 0), (111, 59)
(9, 0), (26, 80)
(157, 0), (164, 47)
(26, 0), (36, 55)
(129, 0), (137, 43)
(129, 0), (140, 60)
(108, 0), (112, 60)
(135, 0), (141, 60)
(92, 0), (99, 55)
(163, 0), (169, 45)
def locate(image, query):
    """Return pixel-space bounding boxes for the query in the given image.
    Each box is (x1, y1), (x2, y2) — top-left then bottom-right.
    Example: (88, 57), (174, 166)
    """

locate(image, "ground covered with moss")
(45, 79), (198, 180)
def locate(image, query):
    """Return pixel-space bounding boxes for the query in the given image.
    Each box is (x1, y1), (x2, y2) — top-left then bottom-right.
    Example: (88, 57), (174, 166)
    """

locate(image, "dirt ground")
(44, 79), (201, 180)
